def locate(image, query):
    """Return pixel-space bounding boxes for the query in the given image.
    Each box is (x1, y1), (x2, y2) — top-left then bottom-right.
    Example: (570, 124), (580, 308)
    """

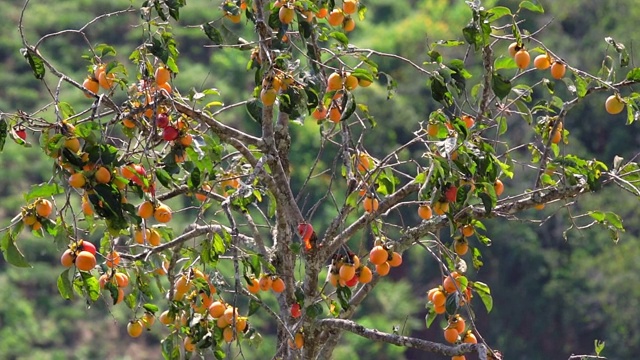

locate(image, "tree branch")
(318, 318), (487, 359)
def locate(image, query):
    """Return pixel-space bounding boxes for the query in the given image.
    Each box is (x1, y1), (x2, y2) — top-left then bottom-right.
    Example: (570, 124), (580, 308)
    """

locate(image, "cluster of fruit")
(126, 312), (155, 338)
(60, 239), (98, 271)
(312, 70), (372, 123)
(274, 0), (359, 32)
(21, 198), (53, 231)
(246, 274), (286, 294)
(137, 199), (172, 223)
(427, 271), (472, 315)
(368, 244), (403, 276)
(81, 63), (117, 98)
(508, 42), (567, 79)
(260, 71), (297, 106)
(508, 41), (626, 118)
(327, 252), (373, 287)
(133, 227), (162, 247)
(99, 270), (130, 304)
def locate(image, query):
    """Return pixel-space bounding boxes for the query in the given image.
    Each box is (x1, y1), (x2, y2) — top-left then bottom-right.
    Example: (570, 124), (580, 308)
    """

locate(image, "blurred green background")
(1, 0), (639, 359)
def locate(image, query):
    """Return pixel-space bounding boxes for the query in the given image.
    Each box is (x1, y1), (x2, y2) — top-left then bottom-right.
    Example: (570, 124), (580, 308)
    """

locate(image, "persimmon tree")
(2, 0), (640, 359)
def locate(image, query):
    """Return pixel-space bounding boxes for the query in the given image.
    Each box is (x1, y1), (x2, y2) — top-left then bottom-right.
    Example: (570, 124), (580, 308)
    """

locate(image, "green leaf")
(203, 23), (223, 45)
(59, 102), (75, 119)
(336, 286), (352, 310)
(305, 303), (323, 319)
(248, 298), (261, 316)
(494, 56), (516, 70)
(487, 6), (512, 22)
(519, 1), (544, 13)
(445, 292), (458, 315)
(2, 231), (31, 268)
(95, 43), (116, 57)
(594, 339), (605, 356)
(473, 281), (493, 312)
(25, 183), (64, 202)
(57, 269), (74, 300)
(626, 68), (640, 81)
(21, 48), (46, 79)
(143, 303), (160, 313)
(246, 99), (263, 124)
(0, 119), (6, 152)
(329, 31), (349, 46)
(491, 72), (512, 99)
(425, 308), (437, 328)
(80, 271), (101, 301)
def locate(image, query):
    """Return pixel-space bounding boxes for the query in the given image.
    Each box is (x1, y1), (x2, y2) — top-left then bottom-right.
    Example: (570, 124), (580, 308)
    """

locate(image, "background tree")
(1, 0), (639, 359)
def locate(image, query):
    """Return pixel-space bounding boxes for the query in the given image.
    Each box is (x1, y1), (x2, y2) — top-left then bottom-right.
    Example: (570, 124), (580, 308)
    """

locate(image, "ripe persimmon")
(508, 42), (519, 57)
(550, 61), (566, 80)
(375, 262), (391, 276)
(494, 179), (504, 196)
(134, 228), (150, 244)
(61, 249), (75, 267)
(358, 266), (373, 284)
(312, 107), (328, 120)
(259, 274), (272, 291)
(137, 201), (154, 219)
(159, 310), (174, 326)
(209, 301), (226, 318)
(514, 49), (530, 69)
(75, 251), (96, 271)
(247, 277), (260, 294)
(183, 336), (196, 352)
(82, 77), (99, 98)
(550, 129), (562, 144)
(68, 173), (86, 188)
(369, 245), (388, 265)
(127, 319), (144, 338)
(343, 17), (356, 32)
(223, 326), (235, 343)
(115, 272), (129, 288)
(260, 88), (277, 106)
(443, 272), (463, 294)
(444, 327), (459, 343)
(196, 183), (212, 202)
(36, 199), (53, 217)
(328, 107), (342, 123)
(316, 7), (328, 18)
(327, 9), (345, 26)
(605, 94), (625, 115)
(339, 264), (356, 282)
(64, 137), (81, 153)
(155, 66), (170, 85)
(461, 225), (474, 237)
(534, 54), (551, 70)
(463, 331), (477, 344)
(327, 72), (343, 91)
(363, 196), (379, 213)
(451, 315), (466, 333)
(454, 239), (469, 256)
(433, 201), (449, 215)
(271, 277), (286, 293)
(418, 203), (433, 220)
(279, 6), (295, 24)
(105, 251), (121, 268)
(94, 166), (111, 184)
(154, 203), (172, 223)
(431, 290), (446, 307)
(356, 153), (370, 172)
(388, 252), (402, 267)
(148, 228), (161, 247)
(343, 0), (358, 14)
(461, 115), (475, 129)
